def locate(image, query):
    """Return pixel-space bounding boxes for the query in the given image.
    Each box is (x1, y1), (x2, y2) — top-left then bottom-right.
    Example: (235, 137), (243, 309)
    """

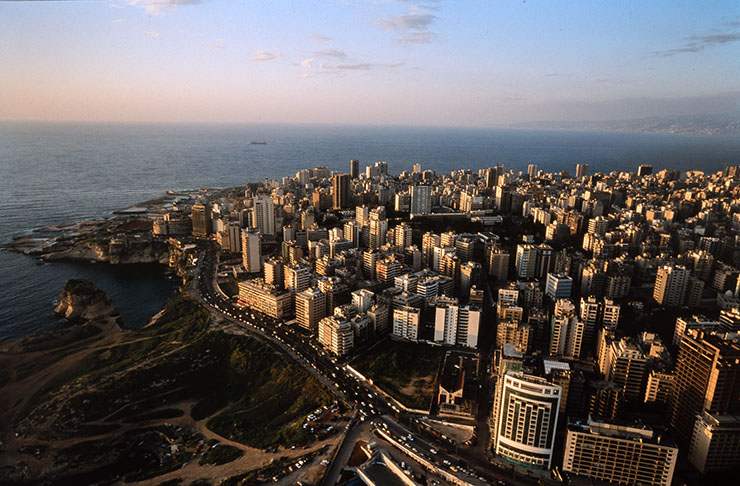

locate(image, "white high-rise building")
(241, 228), (262, 273)
(493, 372), (561, 469)
(410, 185), (432, 215)
(433, 297), (481, 348)
(392, 305), (420, 341)
(251, 196), (275, 235)
(318, 316), (354, 356)
(351, 289), (375, 313)
(295, 287), (326, 332)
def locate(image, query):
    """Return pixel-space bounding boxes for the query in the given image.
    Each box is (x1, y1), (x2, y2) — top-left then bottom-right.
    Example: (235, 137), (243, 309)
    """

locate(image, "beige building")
(318, 316), (354, 356)
(295, 287), (326, 332)
(563, 417), (678, 486)
(237, 278), (291, 319)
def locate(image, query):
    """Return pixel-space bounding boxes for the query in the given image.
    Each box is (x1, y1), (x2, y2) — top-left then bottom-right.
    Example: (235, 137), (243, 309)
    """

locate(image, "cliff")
(54, 279), (119, 322)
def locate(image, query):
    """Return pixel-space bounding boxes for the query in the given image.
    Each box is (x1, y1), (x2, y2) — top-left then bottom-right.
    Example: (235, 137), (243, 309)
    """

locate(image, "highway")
(191, 242), (547, 486)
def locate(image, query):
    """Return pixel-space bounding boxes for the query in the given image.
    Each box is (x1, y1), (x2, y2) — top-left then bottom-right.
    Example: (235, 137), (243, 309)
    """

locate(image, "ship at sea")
(250, 141), (267, 145)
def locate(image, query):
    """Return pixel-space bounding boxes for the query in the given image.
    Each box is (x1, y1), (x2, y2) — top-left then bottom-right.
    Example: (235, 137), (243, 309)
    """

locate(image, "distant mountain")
(512, 113), (740, 136)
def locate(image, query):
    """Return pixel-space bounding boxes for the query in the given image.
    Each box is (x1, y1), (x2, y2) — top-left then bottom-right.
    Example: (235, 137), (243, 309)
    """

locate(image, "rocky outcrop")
(40, 238), (169, 264)
(54, 279), (119, 322)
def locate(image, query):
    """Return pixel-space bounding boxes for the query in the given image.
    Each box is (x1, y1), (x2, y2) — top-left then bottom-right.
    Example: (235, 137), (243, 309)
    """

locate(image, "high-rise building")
(527, 164), (538, 179)
(251, 196), (275, 235)
(550, 314), (584, 359)
(410, 185), (432, 215)
(603, 337), (647, 403)
(432, 297), (481, 348)
(637, 164), (653, 177)
(226, 221), (242, 253)
(534, 244), (553, 279)
(515, 244), (537, 280)
(487, 246), (510, 282)
(493, 372), (561, 469)
(575, 163), (589, 178)
(237, 278), (291, 319)
(689, 411), (740, 474)
(295, 287), (326, 332)
(393, 223), (413, 249)
(545, 273), (573, 300)
(355, 205), (370, 227)
(563, 417), (678, 486)
(376, 258), (402, 286)
(669, 329), (740, 449)
(332, 173), (351, 209)
(392, 305), (420, 341)
(350, 159), (360, 179)
(284, 263), (311, 299)
(263, 258), (283, 288)
(653, 265), (690, 307)
(241, 228), (262, 273)
(191, 203), (212, 237)
(351, 289), (375, 313)
(369, 218), (388, 249)
(343, 220), (360, 248)
(318, 316), (354, 356)
(363, 249), (380, 280)
(496, 320), (532, 353)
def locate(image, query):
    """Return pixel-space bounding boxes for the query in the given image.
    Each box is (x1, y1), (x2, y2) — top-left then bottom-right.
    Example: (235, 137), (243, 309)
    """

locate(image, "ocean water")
(1, 121), (739, 342)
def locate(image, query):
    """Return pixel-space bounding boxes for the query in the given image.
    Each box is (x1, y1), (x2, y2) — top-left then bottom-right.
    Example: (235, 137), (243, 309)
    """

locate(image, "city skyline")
(2, 0), (739, 126)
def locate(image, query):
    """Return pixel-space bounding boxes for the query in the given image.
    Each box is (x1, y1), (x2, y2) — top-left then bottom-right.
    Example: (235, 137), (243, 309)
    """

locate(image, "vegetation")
(352, 338), (443, 410)
(7, 296), (336, 483)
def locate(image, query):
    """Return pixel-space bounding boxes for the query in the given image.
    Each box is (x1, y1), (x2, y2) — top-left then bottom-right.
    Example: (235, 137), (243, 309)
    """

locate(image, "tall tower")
(332, 173), (350, 209)
(653, 265), (690, 307)
(493, 372), (561, 469)
(251, 196), (275, 235)
(191, 203), (211, 237)
(410, 185), (432, 215)
(295, 287), (327, 332)
(350, 159), (360, 179)
(669, 329), (740, 449)
(241, 228), (262, 273)
(575, 163), (589, 178)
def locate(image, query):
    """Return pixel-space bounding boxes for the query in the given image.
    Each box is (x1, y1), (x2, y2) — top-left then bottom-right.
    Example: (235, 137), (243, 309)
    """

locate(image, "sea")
(1, 121), (740, 343)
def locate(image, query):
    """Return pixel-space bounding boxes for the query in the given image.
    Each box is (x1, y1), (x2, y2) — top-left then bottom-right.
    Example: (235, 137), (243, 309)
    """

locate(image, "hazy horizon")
(2, 1), (739, 126)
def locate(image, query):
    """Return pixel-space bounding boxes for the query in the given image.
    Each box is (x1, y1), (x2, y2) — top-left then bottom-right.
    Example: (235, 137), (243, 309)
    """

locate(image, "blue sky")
(1, 0), (738, 125)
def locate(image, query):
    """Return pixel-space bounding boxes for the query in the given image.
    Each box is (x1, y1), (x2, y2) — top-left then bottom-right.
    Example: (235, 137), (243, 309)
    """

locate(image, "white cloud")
(112, 18), (127, 23)
(300, 58), (315, 69)
(309, 33), (333, 42)
(315, 49), (347, 58)
(252, 50), (281, 62)
(145, 31), (161, 38)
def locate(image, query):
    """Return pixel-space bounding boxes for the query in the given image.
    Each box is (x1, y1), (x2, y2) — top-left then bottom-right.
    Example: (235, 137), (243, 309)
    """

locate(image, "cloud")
(145, 31), (160, 38)
(398, 31), (435, 44)
(301, 59), (405, 77)
(315, 48), (347, 58)
(121, 0), (203, 15)
(655, 31), (740, 56)
(380, 3), (439, 44)
(309, 33), (333, 42)
(112, 18), (127, 23)
(209, 38), (225, 49)
(252, 50), (281, 61)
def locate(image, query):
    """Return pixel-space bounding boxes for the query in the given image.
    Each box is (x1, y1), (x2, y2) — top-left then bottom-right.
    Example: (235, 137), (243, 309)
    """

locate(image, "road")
(191, 241), (551, 486)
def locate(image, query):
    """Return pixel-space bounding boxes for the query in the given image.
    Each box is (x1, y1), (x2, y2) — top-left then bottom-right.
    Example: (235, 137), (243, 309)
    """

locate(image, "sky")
(1, 0), (739, 126)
